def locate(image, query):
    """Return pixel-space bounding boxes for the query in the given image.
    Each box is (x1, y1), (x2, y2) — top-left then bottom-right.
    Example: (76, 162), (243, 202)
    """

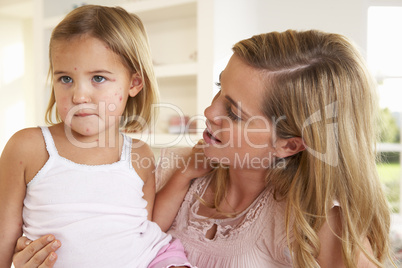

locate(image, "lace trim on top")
(41, 126), (131, 170)
(186, 175), (271, 241)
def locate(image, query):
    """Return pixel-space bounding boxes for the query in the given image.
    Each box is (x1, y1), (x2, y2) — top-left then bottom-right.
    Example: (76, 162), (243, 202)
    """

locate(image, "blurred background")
(1, 0), (402, 261)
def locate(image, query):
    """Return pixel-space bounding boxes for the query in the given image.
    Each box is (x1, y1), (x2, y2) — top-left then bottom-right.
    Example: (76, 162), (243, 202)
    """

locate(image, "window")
(368, 6), (402, 214)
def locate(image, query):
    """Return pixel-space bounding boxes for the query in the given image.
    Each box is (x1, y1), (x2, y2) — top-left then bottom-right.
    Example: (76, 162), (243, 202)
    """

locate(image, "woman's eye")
(60, 76), (72, 84)
(226, 105), (241, 121)
(93, 76), (106, 83)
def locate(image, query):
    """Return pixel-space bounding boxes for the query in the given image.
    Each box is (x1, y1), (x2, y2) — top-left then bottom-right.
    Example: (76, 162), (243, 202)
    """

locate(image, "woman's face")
(203, 54), (279, 170)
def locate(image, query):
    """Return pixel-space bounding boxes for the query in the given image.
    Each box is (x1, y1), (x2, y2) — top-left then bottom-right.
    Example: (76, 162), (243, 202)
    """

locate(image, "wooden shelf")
(43, 0), (196, 29)
(121, 0), (196, 22)
(155, 62), (197, 78)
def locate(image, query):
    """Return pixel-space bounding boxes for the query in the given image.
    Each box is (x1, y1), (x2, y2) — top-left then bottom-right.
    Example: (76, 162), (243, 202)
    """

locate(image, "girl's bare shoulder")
(3, 127), (45, 156)
(2, 127), (48, 184)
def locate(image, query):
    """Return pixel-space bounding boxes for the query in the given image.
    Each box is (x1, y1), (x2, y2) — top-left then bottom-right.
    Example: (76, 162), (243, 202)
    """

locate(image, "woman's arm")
(153, 141), (213, 232)
(0, 131), (30, 267)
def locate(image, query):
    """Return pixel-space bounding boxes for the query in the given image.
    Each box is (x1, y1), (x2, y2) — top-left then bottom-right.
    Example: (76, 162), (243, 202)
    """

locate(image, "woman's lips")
(203, 128), (221, 144)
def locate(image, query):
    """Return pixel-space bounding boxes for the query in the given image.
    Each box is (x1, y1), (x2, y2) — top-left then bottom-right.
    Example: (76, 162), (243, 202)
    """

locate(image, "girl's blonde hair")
(212, 30), (392, 267)
(45, 5), (158, 132)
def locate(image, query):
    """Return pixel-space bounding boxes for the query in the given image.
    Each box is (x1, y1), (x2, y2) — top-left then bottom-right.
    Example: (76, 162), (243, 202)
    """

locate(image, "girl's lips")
(203, 128), (221, 144)
(74, 113), (95, 117)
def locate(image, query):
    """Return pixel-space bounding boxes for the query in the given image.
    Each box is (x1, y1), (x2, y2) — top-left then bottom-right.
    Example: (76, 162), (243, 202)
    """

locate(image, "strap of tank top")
(39, 126), (58, 157)
(121, 133), (132, 163)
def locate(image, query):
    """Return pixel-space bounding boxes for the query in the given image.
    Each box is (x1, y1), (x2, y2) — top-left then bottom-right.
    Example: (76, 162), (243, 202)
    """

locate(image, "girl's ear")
(275, 137), (305, 158)
(128, 73), (143, 97)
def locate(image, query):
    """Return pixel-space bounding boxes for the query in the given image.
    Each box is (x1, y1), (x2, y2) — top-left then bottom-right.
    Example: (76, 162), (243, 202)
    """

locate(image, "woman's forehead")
(221, 54), (267, 116)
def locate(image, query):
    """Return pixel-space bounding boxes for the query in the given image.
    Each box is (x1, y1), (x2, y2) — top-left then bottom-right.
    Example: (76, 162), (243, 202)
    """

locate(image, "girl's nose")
(72, 85), (91, 104)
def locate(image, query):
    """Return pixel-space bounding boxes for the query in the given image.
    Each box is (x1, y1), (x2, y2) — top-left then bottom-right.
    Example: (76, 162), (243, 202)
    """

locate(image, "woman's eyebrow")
(224, 95), (250, 118)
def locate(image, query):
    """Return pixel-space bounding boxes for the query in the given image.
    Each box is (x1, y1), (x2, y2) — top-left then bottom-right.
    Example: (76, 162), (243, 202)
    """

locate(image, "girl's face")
(51, 34), (141, 138)
(203, 54), (279, 170)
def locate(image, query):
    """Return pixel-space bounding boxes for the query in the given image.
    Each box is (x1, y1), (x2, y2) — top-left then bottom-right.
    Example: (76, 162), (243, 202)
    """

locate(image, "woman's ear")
(128, 73), (143, 97)
(275, 137), (305, 158)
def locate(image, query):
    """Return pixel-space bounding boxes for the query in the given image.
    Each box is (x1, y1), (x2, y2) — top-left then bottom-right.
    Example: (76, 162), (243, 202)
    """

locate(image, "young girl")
(154, 30), (394, 267)
(0, 5), (192, 268)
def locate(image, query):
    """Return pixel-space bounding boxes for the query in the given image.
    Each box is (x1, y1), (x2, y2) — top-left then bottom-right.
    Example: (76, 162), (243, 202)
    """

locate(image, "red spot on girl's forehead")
(19, 161), (23, 165)
(74, 67), (77, 70)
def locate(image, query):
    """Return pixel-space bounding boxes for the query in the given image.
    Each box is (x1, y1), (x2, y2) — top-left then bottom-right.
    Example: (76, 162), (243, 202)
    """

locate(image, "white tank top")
(23, 127), (171, 267)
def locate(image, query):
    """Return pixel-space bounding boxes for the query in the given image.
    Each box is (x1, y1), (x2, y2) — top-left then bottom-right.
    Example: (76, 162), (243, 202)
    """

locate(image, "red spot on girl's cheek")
(86, 128), (89, 132)
(119, 96), (122, 102)
(74, 67), (77, 70)
(19, 161), (23, 165)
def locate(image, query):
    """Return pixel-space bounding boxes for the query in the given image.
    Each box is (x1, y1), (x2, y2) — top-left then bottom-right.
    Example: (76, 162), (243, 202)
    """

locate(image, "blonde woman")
(154, 30), (393, 267)
(0, 5), (192, 268)
(13, 30), (393, 267)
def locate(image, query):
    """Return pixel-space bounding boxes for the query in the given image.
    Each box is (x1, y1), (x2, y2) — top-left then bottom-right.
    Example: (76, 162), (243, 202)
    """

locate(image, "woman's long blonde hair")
(212, 30), (392, 267)
(45, 5), (158, 132)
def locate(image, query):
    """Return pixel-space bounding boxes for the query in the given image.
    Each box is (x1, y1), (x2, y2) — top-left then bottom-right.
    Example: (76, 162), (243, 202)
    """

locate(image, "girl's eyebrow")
(89, 70), (113, 74)
(53, 70), (67, 75)
(53, 70), (113, 75)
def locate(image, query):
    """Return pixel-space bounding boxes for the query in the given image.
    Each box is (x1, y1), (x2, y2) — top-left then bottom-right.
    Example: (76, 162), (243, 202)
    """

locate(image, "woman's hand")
(174, 139), (213, 181)
(13, 235), (61, 268)
(153, 140), (214, 231)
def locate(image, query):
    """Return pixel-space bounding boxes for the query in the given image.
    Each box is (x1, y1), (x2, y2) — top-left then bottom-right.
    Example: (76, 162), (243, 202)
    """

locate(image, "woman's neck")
(222, 168), (268, 213)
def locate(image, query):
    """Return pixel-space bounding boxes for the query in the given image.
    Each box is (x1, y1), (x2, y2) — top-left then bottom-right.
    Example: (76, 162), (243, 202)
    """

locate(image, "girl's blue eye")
(60, 76), (72, 84)
(93, 76), (106, 83)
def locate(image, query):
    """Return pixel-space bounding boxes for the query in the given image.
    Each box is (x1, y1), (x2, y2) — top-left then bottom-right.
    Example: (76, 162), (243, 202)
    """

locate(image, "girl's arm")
(153, 142), (213, 232)
(317, 206), (377, 268)
(131, 139), (156, 221)
(0, 131), (30, 268)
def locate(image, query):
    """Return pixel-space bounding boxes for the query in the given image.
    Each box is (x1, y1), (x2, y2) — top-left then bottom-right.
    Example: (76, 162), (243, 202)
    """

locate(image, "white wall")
(0, 16), (34, 153)
(212, 0), (369, 88)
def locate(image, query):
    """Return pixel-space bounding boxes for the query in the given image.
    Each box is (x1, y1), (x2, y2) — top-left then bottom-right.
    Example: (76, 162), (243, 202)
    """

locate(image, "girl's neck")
(49, 123), (125, 166)
(60, 123), (122, 149)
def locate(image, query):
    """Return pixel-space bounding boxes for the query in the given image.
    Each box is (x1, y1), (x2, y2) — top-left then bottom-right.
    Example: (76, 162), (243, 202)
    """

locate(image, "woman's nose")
(204, 101), (222, 126)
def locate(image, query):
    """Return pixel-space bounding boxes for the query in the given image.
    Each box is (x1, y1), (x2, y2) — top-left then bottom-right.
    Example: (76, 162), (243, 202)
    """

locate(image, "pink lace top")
(167, 175), (293, 268)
